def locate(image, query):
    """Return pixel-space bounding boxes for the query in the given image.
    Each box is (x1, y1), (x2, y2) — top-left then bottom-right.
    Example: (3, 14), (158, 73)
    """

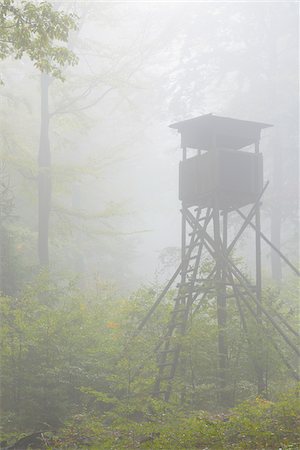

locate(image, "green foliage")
(224, 392), (300, 449)
(0, 274), (299, 448)
(0, 0), (78, 81)
(11, 384), (293, 449)
(0, 278), (162, 432)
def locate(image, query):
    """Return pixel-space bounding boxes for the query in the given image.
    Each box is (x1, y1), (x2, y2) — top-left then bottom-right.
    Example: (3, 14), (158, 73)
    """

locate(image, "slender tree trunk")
(38, 73), (51, 266)
(72, 182), (86, 288)
(0, 164), (16, 294)
(267, 7), (283, 282)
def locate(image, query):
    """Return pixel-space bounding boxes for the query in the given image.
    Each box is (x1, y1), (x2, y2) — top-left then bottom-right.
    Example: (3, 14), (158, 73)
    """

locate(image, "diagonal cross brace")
(135, 209), (212, 334)
(185, 210), (300, 357)
(227, 182), (269, 255)
(236, 209), (300, 277)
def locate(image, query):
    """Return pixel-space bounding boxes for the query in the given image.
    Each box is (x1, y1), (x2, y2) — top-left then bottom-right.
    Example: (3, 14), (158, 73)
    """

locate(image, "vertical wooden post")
(255, 141), (262, 304)
(212, 135), (228, 406)
(181, 147), (187, 285)
(179, 146), (187, 404)
(255, 140), (264, 395)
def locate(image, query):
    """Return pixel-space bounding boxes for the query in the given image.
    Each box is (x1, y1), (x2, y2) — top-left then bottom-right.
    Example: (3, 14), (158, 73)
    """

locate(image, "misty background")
(1, 1), (298, 292)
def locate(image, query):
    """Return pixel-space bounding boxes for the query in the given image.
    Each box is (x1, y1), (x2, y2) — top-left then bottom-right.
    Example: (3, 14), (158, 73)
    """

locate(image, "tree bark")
(38, 73), (51, 266)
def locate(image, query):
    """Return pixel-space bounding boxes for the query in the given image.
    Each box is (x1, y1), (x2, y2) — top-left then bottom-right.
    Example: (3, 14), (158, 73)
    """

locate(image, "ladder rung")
(174, 292), (189, 298)
(185, 243), (197, 249)
(193, 210), (208, 221)
(173, 298), (185, 304)
(186, 278), (202, 284)
(177, 283), (199, 291)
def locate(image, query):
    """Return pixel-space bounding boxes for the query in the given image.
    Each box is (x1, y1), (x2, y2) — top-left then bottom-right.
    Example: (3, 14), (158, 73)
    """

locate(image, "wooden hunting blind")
(178, 150), (263, 209)
(136, 113), (299, 407)
(172, 114), (268, 209)
(169, 114), (270, 149)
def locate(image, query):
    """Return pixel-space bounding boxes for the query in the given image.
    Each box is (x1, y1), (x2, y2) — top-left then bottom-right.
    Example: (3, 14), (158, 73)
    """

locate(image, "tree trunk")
(267, 7), (283, 283)
(0, 164), (16, 294)
(38, 73), (51, 266)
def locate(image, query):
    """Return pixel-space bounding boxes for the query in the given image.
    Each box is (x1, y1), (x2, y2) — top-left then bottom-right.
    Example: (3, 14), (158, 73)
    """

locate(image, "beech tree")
(0, 0), (77, 82)
(1, 0), (78, 266)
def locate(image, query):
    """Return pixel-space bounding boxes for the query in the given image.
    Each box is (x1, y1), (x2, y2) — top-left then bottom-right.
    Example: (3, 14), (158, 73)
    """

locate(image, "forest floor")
(2, 388), (300, 450)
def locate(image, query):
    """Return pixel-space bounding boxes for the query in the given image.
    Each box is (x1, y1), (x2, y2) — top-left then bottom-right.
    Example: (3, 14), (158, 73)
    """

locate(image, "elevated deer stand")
(137, 114), (299, 406)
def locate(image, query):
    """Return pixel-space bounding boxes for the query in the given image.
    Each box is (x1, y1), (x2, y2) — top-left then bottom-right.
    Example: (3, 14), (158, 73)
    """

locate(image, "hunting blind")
(136, 113), (300, 406)
(175, 114), (266, 209)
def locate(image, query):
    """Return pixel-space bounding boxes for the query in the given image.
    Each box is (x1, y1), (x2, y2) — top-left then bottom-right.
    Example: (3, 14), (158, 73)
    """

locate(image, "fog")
(1, 2), (300, 444)
(1, 1), (298, 291)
